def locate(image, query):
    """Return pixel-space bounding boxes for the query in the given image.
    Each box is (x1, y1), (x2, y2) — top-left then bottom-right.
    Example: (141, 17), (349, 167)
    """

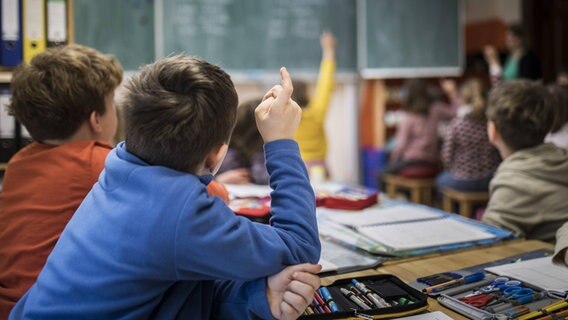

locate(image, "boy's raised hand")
(255, 67), (302, 143)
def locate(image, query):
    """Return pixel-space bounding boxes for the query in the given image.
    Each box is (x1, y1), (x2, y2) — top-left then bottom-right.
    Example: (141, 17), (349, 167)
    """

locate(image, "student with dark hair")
(484, 24), (541, 83)
(381, 79), (458, 182)
(436, 79), (501, 192)
(545, 84), (568, 150)
(482, 80), (568, 242)
(216, 98), (269, 184)
(10, 56), (321, 319)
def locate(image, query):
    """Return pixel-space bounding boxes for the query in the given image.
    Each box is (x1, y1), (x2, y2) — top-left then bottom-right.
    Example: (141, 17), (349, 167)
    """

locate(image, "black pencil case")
(299, 274), (428, 319)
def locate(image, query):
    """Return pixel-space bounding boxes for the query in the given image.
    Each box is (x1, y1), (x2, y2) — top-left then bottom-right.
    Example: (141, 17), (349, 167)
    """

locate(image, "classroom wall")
(465, 0), (521, 23)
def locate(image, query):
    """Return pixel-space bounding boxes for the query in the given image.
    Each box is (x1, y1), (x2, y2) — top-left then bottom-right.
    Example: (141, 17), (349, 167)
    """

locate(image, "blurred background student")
(293, 31), (336, 178)
(484, 24), (541, 83)
(380, 79), (458, 187)
(216, 98), (268, 185)
(436, 78), (501, 192)
(545, 85), (568, 150)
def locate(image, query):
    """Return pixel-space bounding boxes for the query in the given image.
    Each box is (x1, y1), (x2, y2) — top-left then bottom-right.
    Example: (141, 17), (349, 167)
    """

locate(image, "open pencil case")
(299, 274), (428, 319)
(409, 250), (566, 320)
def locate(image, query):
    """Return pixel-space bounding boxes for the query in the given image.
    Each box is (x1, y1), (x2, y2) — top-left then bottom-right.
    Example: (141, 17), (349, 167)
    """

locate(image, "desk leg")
(443, 196), (452, 213)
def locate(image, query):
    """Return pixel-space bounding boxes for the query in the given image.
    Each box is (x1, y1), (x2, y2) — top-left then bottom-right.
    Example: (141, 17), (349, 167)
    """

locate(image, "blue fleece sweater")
(10, 140), (320, 319)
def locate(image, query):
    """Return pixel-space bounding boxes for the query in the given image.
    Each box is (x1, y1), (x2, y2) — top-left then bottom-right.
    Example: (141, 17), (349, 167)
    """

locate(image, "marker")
(314, 291), (332, 313)
(348, 285), (374, 306)
(318, 287), (340, 312)
(340, 287), (372, 310)
(352, 279), (391, 308)
(423, 272), (485, 293)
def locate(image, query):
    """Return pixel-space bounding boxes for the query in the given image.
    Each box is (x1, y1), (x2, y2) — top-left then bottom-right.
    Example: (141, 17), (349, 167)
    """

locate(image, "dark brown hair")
(402, 79), (433, 115)
(549, 84), (568, 133)
(291, 80), (309, 108)
(230, 98), (264, 162)
(122, 55), (238, 173)
(487, 80), (554, 151)
(8, 44), (123, 141)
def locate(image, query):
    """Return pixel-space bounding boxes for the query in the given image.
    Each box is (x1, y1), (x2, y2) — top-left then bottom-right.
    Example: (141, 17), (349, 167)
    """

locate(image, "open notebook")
(485, 257), (568, 296)
(317, 202), (512, 255)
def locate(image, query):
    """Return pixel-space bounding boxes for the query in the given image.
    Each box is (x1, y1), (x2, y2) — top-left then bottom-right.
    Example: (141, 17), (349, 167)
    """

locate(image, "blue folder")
(0, 0), (23, 66)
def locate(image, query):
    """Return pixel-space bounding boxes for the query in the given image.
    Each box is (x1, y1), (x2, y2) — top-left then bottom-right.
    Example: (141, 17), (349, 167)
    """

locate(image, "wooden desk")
(321, 240), (553, 319)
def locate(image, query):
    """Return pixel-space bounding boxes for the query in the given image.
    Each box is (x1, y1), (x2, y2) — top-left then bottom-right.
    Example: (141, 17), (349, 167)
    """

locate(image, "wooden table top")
(321, 240), (554, 319)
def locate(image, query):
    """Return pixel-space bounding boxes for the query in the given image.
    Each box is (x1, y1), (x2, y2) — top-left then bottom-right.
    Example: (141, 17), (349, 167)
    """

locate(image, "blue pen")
(319, 287), (340, 312)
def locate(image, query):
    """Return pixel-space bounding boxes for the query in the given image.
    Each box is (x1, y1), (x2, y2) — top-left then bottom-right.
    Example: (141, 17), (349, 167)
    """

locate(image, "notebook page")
(358, 218), (496, 251)
(485, 257), (568, 294)
(319, 205), (441, 228)
(225, 184), (272, 198)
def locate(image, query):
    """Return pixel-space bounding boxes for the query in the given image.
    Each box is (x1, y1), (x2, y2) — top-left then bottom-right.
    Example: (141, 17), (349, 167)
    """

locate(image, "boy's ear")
(88, 111), (103, 135)
(487, 120), (498, 145)
(205, 144), (229, 174)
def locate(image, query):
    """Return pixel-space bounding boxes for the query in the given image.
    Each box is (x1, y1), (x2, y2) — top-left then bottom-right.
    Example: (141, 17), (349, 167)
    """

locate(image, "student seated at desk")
(216, 98), (269, 185)
(10, 57), (321, 319)
(554, 222), (568, 266)
(436, 78), (501, 192)
(0, 45), (231, 319)
(0, 45), (123, 319)
(381, 79), (458, 183)
(482, 80), (568, 242)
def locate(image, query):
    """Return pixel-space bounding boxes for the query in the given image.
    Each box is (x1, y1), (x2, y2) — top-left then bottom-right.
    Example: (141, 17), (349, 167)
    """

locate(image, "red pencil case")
(321, 187), (378, 210)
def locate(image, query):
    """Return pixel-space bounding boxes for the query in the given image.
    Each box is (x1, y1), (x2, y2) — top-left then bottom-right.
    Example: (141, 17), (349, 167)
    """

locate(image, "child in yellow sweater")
(293, 31), (336, 177)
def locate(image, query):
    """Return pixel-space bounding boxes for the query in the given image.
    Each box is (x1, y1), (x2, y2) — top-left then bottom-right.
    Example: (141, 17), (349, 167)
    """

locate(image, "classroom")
(0, 0), (567, 319)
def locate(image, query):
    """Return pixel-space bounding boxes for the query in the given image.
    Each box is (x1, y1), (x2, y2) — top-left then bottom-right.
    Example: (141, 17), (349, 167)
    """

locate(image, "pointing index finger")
(274, 67), (293, 106)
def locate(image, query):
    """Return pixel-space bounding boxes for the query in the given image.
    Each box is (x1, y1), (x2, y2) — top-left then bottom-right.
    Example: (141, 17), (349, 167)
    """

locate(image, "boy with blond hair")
(483, 80), (568, 242)
(11, 56), (321, 319)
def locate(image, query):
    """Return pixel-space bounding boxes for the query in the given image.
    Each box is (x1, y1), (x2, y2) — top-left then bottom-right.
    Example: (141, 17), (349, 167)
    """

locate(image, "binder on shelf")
(0, 87), (16, 162)
(23, 0), (46, 63)
(0, 0), (23, 66)
(46, 0), (67, 47)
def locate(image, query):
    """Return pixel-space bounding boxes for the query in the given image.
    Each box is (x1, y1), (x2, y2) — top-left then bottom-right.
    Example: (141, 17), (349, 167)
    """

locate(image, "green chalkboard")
(73, 0), (155, 71)
(159, 0), (357, 73)
(359, 0), (462, 78)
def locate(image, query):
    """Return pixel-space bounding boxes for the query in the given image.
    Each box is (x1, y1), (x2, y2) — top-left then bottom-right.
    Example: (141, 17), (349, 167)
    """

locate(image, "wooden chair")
(442, 188), (489, 218)
(384, 174), (435, 206)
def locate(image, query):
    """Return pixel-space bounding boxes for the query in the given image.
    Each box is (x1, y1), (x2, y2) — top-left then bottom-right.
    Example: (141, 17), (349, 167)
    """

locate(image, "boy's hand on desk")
(267, 263), (322, 320)
(255, 67), (302, 143)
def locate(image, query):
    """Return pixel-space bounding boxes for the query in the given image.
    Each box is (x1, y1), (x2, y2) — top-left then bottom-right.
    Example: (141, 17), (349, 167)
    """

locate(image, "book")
(317, 202), (513, 256)
(485, 257), (568, 296)
(318, 237), (384, 275)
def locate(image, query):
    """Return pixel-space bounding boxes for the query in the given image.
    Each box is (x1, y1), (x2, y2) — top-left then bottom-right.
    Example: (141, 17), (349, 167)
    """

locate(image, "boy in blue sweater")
(11, 56), (321, 319)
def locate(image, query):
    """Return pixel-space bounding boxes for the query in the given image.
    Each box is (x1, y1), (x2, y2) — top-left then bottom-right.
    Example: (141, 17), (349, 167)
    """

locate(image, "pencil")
(517, 300), (568, 320)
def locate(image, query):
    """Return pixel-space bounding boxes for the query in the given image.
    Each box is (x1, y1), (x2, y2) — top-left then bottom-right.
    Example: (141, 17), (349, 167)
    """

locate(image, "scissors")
(503, 286), (534, 304)
(458, 293), (495, 308)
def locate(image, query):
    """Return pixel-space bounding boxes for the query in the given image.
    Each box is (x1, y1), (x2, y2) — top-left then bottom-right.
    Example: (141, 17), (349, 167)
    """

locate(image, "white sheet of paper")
(225, 184), (272, 198)
(358, 218), (496, 251)
(485, 257), (568, 294)
(319, 205), (441, 228)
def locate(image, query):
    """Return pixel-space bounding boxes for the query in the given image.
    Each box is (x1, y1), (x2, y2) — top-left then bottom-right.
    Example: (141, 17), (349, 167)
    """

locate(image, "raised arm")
(308, 31), (336, 117)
